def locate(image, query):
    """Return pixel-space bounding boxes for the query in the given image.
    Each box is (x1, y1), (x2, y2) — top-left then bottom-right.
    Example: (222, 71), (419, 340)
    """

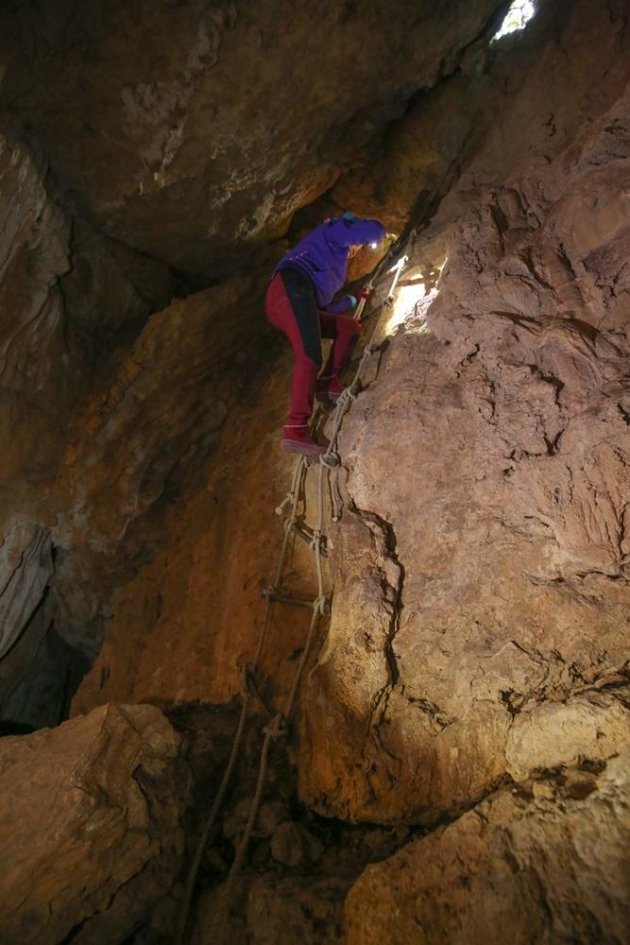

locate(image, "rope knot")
(275, 492), (294, 516)
(313, 594), (329, 616)
(320, 450), (340, 468)
(263, 713), (287, 740)
(338, 387), (357, 409)
(309, 530), (325, 556)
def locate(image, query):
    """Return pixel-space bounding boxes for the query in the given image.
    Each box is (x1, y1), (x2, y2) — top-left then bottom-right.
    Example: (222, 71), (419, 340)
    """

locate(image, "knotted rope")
(174, 234), (411, 944)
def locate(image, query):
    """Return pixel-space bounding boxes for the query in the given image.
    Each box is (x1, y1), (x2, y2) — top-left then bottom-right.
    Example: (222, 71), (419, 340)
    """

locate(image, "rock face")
(0, 703), (188, 945)
(344, 753), (630, 945)
(70, 352), (318, 710)
(0, 1), (628, 942)
(0, 114), (174, 726)
(297, 0), (630, 823)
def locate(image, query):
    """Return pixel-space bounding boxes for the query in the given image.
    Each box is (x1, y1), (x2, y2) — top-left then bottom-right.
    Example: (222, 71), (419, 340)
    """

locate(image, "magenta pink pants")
(265, 270), (359, 427)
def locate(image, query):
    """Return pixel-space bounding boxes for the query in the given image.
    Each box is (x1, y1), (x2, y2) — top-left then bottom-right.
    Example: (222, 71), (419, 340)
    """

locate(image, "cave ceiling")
(0, 0), (505, 279)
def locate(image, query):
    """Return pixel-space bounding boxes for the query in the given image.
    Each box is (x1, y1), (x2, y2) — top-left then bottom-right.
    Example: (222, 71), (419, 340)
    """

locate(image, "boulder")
(344, 753), (630, 945)
(0, 703), (189, 945)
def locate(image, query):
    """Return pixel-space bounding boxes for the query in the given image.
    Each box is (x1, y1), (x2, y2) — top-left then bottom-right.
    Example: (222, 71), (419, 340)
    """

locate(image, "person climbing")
(266, 211), (386, 458)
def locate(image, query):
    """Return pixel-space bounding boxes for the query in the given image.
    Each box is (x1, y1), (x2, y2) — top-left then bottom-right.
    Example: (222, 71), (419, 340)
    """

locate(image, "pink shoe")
(281, 426), (325, 459)
(316, 376), (345, 403)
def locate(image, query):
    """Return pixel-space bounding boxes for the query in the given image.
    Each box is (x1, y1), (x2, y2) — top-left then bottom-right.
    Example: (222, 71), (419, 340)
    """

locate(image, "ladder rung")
(291, 522), (328, 556)
(262, 589), (330, 614)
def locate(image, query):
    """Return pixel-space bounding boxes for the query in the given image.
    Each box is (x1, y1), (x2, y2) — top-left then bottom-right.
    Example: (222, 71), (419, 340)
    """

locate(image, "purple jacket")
(275, 217), (386, 309)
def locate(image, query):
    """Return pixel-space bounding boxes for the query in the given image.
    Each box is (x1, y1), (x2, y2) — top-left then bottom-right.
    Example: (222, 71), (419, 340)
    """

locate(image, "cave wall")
(0, 1), (628, 942)
(0, 115), (175, 726)
(0, 0), (512, 728)
(0, 703), (189, 944)
(298, 0), (630, 823)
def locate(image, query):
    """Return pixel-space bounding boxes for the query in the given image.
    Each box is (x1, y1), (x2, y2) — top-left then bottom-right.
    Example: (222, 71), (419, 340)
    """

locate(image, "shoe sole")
(281, 438), (325, 459)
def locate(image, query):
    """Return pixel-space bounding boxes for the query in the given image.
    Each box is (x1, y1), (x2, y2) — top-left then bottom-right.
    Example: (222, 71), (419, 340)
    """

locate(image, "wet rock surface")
(0, 703), (189, 945)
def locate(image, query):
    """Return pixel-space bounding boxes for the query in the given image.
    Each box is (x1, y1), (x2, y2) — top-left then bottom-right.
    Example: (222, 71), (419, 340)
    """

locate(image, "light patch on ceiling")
(492, 0), (536, 41)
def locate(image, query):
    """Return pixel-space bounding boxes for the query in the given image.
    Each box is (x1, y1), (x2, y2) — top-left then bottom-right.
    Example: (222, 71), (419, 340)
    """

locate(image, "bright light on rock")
(385, 280), (437, 335)
(492, 0), (536, 41)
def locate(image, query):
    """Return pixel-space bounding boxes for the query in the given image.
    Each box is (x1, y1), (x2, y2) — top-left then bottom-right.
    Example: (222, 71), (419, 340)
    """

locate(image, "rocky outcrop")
(0, 2), (628, 940)
(332, 0), (630, 232)
(344, 753), (630, 945)
(0, 703), (189, 945)
(71, 344), (316, 710)
(194, 874), (347, 945)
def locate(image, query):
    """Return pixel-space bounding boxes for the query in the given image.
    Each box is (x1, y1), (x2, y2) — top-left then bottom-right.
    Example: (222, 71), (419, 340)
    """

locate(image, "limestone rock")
(505, 688), (630, 781)
(223, 797), (290, 842)
(0, 703), (189, 945)
(70, 347), (318, 709)
(0, 113), (175, 725)
(256, 800), (291, 839)
(0, 115), (70, 492)
(344, 754), (630, 945)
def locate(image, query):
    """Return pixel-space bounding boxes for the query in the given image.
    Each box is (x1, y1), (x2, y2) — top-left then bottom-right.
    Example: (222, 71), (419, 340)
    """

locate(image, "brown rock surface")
(298, 1), (630, 822)
(51, 271), (269, 654)
(0, 4), (628, 939)
(0, 702), (188, 945)
(193, 874), (346, 945)
(344, 753), (630, 945)
(71, 346), (320, 710)
(0, 0), (503, 275)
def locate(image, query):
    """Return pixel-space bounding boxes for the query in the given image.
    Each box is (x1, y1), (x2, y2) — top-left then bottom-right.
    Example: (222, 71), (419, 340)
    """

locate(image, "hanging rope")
(174, 234), (411, 944)
(174, 455), (307, 945)
(209, 452), (330, 938)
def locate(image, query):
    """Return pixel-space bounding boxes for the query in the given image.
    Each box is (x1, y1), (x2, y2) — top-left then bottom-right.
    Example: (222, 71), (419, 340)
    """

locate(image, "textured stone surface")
(0, 0), (503, 275)
(0, 116), (70, 495)
(51, 271), (270, 654)
(0, 523), (52, 660)
(333, 0), (630, 234)
(0, 703), (189, 945)
(344, 753), (630, 945)
(0, 4), (628, 941)
(71, 345), (318, 709)
(0, 114), (175, 724)
(298, 1), (630, 822)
